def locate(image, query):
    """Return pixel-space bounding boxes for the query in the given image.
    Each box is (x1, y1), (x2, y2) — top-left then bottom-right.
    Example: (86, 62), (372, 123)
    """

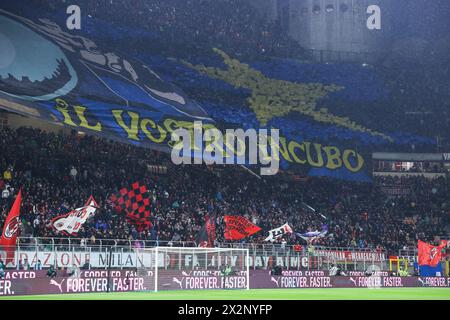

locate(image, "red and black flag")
(110, 182), (152, 231)
(0, 189), (22, 265)
(197, 214), (216, 247)
(224, 215), (261, 240)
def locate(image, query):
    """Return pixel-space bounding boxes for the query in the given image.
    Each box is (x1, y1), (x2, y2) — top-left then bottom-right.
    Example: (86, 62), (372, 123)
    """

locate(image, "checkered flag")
(110, 182), (152, 231)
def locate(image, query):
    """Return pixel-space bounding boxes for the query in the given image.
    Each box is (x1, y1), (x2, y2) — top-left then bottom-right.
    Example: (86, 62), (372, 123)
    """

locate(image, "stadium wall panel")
(0, 270), (448, 296)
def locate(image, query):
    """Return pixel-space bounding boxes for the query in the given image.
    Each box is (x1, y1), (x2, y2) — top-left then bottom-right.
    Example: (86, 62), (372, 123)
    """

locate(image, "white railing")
(16, 237), (388, 255)
(17, 237), (197, 251)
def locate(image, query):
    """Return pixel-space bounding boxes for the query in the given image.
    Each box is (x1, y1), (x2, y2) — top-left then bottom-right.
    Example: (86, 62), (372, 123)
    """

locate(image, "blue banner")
(0, 6), (417, 182)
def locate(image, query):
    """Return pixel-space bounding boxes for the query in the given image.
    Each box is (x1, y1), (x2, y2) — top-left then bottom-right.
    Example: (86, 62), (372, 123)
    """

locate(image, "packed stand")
(0, 127), (449, 255)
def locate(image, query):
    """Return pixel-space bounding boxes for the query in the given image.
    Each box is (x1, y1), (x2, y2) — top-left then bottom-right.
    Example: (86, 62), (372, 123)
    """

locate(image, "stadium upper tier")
(0, 127), (448, 254)
(1, 0), (449, 151)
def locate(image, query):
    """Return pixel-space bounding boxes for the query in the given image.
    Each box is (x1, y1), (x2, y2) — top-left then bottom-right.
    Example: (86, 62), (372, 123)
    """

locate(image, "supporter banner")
(0, 270), (449, 296)
(313, 250), (386, 262)
(296, 224), (328, 242)
(1, 249), (388, 270)
(5, 250), (302, 269)
(380, 186), (412, 197)
(224, 216), (261, 241)
(264, 223), (293, 242)
(1, 246), (393, 270)
(51, 196), (98, 236)
(0, 9), (371, 182)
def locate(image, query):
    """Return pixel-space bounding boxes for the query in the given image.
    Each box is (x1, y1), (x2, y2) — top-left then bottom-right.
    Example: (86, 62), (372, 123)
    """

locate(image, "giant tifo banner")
(1, 249), (385, 269)
(0, 7), (374, 181)
(0, 270), (449, 296)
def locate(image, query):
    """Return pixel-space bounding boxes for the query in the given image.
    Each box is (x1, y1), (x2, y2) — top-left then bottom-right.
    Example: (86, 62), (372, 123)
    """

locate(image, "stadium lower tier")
(0, 270), (448, 296)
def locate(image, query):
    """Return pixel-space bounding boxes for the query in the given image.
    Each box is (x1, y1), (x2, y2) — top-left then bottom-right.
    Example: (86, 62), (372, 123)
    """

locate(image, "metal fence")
(16, 237), (388, 253)
(17, 237), (197, 251)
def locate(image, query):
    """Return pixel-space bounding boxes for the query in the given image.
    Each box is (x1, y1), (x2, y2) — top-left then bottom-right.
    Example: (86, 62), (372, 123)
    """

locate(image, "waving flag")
(0, 189), (22, 265)
(296, 224), (328, 242)
(197, 214), (216, 247)
(418, 240), (447, 267)
(224, 216), (261, 240)
(52, 196), (99, 236)
(110, 182), (152, 231)
(264, 223), (293, 242)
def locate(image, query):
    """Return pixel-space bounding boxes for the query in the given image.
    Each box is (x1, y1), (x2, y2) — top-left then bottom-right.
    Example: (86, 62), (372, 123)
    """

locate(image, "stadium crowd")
(0, 127), (448, 255)
(90, 0), (302, 59)
(0, 0), (449, 257)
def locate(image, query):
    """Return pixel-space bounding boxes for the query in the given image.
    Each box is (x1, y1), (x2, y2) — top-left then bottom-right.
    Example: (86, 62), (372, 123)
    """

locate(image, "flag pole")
(239, 165), (262, 180)
(107, 247), (113, 293)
